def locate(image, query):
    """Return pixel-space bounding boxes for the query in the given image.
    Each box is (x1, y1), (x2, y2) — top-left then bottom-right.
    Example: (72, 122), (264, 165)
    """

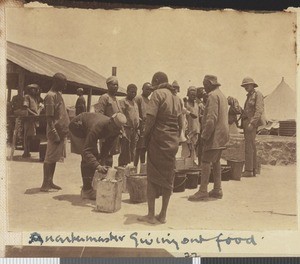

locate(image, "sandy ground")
(6, 142), (297, 232)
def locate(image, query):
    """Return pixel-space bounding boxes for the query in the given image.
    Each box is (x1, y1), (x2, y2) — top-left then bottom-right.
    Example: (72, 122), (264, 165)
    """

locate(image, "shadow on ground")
(9, 155), (41, 163)
(52, 194), (94, 208)
(24, 188), (60, 195)
(123, 214), (163, 226)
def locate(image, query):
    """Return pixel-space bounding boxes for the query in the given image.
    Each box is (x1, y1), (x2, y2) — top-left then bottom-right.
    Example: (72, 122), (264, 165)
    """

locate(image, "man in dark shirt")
(69, 112), (127, 200)
(22, 84), (39, 158)
(40, 73), (70, 192)
(75, 88), (86, 116)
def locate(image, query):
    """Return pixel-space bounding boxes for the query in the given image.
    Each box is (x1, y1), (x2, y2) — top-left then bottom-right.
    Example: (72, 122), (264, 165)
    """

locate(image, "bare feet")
(137, 215), (157, 225)
(155, 214), (167, 224)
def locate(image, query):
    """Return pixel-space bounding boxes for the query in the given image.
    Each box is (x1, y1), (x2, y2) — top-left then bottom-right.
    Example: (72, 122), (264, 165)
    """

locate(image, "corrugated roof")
(7, 41), (126, 95)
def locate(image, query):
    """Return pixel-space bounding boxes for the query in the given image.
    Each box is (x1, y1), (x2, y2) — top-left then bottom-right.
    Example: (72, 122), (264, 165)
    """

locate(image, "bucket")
(39, 143), (47, 162)
(227, 160), (245, 181)
(185, 157), (195, 169)
(208, 165), (232, 182)
(173, 171), (187, 193)
(186, 171), (200, 189)
(96, 179), (123, 213)
(175, 158), (185, 170)
(221, 165), (232, 181)
(115, 166), (127, 193)
(127, 175), (147, 203)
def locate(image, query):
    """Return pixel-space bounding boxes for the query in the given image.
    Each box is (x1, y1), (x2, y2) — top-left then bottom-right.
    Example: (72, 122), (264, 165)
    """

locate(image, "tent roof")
(264, 77), (296, 121)
(6, 41), (126, 96)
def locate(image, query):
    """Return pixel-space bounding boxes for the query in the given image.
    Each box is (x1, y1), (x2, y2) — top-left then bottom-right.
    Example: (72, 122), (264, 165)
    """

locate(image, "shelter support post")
(87, 87), (92, 112)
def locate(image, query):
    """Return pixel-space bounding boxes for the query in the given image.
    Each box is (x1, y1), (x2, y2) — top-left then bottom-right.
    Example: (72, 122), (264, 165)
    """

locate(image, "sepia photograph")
(4, 6), (297, 238)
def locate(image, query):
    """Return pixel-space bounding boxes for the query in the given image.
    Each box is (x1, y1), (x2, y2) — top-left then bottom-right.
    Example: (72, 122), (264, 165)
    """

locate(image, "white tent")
(264, 77), (296, 121)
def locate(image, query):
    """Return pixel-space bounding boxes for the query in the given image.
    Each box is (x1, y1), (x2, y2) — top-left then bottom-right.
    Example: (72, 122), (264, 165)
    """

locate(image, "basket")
(127, 175), (147, 203)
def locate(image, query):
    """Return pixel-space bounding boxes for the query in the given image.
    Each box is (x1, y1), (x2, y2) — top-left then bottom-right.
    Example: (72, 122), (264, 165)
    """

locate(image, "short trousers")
(44, 138), (66, 163)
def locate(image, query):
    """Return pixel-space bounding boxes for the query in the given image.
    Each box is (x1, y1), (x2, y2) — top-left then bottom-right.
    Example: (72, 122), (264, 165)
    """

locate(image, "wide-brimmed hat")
(112, 113), (127, 128)
(241, 77), (258, 88)
(203, 75), (221, 86)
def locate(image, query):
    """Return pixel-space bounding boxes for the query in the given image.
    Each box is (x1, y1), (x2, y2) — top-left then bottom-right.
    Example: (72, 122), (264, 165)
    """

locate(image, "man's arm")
(250, 91), (264, 127)
(95, 94), (108, 114)
(81, 123), (106, 172)
(44, 94), (60, 143)
(201, 94), (218, 140)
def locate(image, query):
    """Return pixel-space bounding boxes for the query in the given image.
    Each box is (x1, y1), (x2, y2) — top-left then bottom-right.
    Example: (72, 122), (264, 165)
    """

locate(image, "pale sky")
(6, 8), (297, 107)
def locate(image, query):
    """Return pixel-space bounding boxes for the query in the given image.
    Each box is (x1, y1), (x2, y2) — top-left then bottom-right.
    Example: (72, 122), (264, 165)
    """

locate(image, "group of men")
(32, 71), (264, 225)
(8, 83), (44, 158)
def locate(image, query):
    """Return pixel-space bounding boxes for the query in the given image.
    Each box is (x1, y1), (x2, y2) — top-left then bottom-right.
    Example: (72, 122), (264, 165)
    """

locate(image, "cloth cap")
(241, 77), (258, 88)
(187, 86), (197, 96)
(112, 113), (127, 128)
(172, 80), (180, 88)
(203, 75), (221, 86)
(26, 84), (39, 90)
(106, 76), (118, 84)
(53, 72), (67, 80)
(77, 88), (84, 93)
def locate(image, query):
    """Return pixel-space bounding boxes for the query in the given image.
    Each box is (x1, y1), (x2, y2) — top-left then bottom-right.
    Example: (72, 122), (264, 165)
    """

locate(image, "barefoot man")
(138, 72), (183, 224)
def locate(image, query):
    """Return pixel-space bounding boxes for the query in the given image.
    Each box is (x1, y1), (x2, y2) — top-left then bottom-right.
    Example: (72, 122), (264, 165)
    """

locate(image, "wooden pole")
(112, 67), (117, 76)
(87, 87), (92, 112)
(18, 68), (25, 95)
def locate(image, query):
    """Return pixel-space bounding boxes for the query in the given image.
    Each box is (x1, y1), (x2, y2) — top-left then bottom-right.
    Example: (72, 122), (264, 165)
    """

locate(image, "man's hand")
(96, 165), (108, 174)
(190, 113), (197, 119)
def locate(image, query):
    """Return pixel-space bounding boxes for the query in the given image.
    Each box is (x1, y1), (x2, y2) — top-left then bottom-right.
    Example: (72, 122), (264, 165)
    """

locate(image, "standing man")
(95, 76), (121, 166)
(196, 87), (206, 165)
(75, 88), (86, 116)
(182, 86), (201, 161)
(22, 84), (39, 158)
(134, 82), (152, 167)
(138, 72), (183, 225)
(118, 84), (140, 166)
(40, 73), (70, 192)
(69, 112), (127, 200)
(241, 77), (265, 177)
(188, 75), (229, 201)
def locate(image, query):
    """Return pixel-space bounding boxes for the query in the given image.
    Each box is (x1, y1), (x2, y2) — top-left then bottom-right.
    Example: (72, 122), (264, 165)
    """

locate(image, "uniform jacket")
(243, 90), (266, 127)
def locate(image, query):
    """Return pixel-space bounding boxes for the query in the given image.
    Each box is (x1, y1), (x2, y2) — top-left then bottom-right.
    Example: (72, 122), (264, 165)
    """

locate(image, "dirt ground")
(6, 142), (298, 232)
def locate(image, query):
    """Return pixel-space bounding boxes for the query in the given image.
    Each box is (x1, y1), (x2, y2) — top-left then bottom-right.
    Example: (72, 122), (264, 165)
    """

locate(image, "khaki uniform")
(242, 89), (265, 172)
(118, 98), (140, 166)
